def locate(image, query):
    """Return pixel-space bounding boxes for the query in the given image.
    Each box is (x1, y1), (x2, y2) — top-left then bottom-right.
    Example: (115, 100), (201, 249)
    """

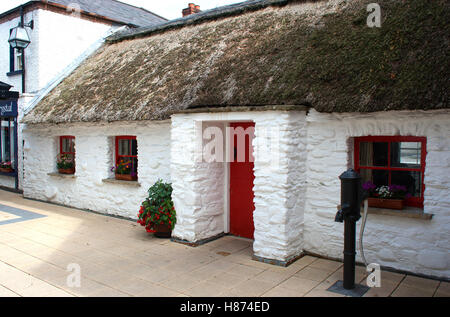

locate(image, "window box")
(367, 197), (403, 210)
(115, 173), (137, 182)
(58, 167), (75, 175)
(0, 167), (14, 173)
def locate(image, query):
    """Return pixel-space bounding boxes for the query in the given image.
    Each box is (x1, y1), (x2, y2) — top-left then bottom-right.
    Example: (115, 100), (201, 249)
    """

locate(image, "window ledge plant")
(138, 180), (176, 238)
(0, 161), (14, 173)
(111, 160), (137, 181)
(363, 181), (411, 210)
(57, 154), (75, 174)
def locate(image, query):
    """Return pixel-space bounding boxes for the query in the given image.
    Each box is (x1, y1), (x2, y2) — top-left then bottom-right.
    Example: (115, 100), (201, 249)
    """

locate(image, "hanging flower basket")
(115, 173), (137, 181)
(58, 167), (75, 175)
(368, 197), (404, 210)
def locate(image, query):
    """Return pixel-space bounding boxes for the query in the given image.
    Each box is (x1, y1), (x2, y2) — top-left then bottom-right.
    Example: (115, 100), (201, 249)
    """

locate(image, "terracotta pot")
(0, 167), (14, 173)
(115, 173), (137, 181)
(58, 168), (75, 175)
(154, 224), (172, 238)
(368, 197), (404, 210)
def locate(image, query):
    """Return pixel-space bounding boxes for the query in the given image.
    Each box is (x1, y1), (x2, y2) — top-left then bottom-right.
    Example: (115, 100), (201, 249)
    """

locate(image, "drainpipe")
(20, 6), (26, 94)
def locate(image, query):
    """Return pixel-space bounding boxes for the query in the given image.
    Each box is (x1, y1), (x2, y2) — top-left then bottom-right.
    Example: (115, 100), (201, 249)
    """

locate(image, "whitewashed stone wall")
(22, 121), (171, 219)
(171, 110), (308, 264)
(304, 109), (450, 279)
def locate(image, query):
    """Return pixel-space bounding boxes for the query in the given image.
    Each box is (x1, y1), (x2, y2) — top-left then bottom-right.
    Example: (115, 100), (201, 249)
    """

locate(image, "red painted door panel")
(230, 122), (255, 240)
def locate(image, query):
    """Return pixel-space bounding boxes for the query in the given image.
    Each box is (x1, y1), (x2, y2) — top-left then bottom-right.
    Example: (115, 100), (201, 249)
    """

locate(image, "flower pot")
(0, 167), (14, 173)
(58, 168), (75, 175)
(115, 173), (137, 181)
(368, 197), (404, 210)
(154, 224), (172, 238)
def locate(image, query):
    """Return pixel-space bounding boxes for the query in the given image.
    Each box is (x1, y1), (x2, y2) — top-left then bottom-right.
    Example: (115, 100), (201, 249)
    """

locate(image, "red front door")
(229, 122), (255, 240)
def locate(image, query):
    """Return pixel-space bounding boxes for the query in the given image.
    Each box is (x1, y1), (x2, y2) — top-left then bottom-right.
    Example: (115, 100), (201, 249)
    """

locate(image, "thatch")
(23, 0), (449, 124)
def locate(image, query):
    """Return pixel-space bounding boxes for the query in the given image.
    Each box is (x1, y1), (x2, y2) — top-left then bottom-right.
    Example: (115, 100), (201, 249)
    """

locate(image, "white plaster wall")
(22, 121), (171, 219)
(36, 9), (113, 92)
(171, 110), (308, 263)
(0, 10), (36, 92)
(304, 109), (450, 279)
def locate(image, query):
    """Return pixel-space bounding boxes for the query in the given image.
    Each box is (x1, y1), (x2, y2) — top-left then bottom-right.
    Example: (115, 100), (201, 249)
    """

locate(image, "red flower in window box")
(0, 161), (14, 173)
(138, 180), (177, 238)
(363, 182), (410, 210)
(111, 160), (137, 181)
(57, 154), (75, 175)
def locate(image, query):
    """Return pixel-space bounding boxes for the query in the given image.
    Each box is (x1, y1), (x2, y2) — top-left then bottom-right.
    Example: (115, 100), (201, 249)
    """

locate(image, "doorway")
(229, 122), (255, 239)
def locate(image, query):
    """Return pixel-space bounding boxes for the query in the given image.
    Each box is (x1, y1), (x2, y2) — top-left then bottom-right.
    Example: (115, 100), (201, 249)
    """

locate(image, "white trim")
(223, 121), (230, 234)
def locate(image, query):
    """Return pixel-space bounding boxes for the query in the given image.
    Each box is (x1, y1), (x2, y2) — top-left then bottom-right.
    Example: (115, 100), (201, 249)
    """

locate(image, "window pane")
(391, 142), (421, 168)
(360, 169), (389, 187)
(131, 157), (138, 175)
(391, 170), (422, 197)
(62, 138), (72, 153)
(1, 120), (11, 162)
(131, 140), (137, 156)
(359, 142), (388, 167)
(118, 139), (130, 156)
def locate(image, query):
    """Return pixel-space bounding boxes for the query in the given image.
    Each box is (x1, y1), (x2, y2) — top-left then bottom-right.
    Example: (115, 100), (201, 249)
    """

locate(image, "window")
(355, 136), (427, 208)
(115, 136), (138, 178)
(9, 29), (23, 73)
(15, 49), (23, 71)
(59, 136), (75, 170)
(0, 118), (15, 168)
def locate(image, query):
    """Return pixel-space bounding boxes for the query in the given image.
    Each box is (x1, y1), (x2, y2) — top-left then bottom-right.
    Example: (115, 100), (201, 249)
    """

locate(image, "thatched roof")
(23, 0), (449, 124)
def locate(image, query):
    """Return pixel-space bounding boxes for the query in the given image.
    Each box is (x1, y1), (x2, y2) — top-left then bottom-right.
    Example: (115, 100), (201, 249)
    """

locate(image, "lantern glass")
(8, 26), (31, 49)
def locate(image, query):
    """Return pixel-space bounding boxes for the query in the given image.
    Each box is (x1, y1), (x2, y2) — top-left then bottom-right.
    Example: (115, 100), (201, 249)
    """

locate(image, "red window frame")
(115, 136), (138, 176)
(354, 136), (427, 208)
(60, 136), (75, 157)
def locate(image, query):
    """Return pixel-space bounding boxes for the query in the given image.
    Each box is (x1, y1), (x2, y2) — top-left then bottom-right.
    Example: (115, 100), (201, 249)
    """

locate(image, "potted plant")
(0, 161), (14, 173)
(137, 180), (176, 238)
(111, 160), (137, 181)
(363, 181), (410, 210)
(57, 154), (75, 174)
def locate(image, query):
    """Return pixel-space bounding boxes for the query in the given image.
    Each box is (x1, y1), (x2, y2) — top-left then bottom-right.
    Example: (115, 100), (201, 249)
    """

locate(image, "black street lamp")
(8, 6), (33, 93)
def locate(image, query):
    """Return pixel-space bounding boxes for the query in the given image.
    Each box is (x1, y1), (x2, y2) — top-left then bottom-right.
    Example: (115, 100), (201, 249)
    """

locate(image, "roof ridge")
(102, 0), (168, 21)
(106, 0), (294, 43)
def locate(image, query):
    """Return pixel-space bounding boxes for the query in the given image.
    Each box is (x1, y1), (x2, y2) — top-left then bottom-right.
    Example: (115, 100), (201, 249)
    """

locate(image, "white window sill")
(337, 205), (433, 220)
(367, 206), (433, 220)
(102, 178), (141, 187)
(47, 172), (76, 179)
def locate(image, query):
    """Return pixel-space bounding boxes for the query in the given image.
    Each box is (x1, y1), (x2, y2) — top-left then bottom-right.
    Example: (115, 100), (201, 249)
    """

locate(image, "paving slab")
(0, 190), (444, 298)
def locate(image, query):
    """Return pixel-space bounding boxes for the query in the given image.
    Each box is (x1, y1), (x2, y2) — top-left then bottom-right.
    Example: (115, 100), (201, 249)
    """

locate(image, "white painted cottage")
(21, 0), (449, 280)
(0, 0), (166, 191)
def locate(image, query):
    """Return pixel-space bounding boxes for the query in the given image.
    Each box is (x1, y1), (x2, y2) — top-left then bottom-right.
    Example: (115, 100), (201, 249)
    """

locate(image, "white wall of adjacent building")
(0, 7), (116, 190)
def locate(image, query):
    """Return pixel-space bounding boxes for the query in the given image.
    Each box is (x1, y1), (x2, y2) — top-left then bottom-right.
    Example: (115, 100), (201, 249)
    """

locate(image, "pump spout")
(335, 203), (350, 223)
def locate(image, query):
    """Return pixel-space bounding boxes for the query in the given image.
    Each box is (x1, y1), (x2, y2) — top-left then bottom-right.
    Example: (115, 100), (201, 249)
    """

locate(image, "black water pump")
(335, 169), (367, 290)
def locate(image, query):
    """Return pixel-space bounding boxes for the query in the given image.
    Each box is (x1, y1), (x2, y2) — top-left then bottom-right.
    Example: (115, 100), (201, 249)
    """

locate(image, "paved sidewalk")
(0, 190), (448, 297)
